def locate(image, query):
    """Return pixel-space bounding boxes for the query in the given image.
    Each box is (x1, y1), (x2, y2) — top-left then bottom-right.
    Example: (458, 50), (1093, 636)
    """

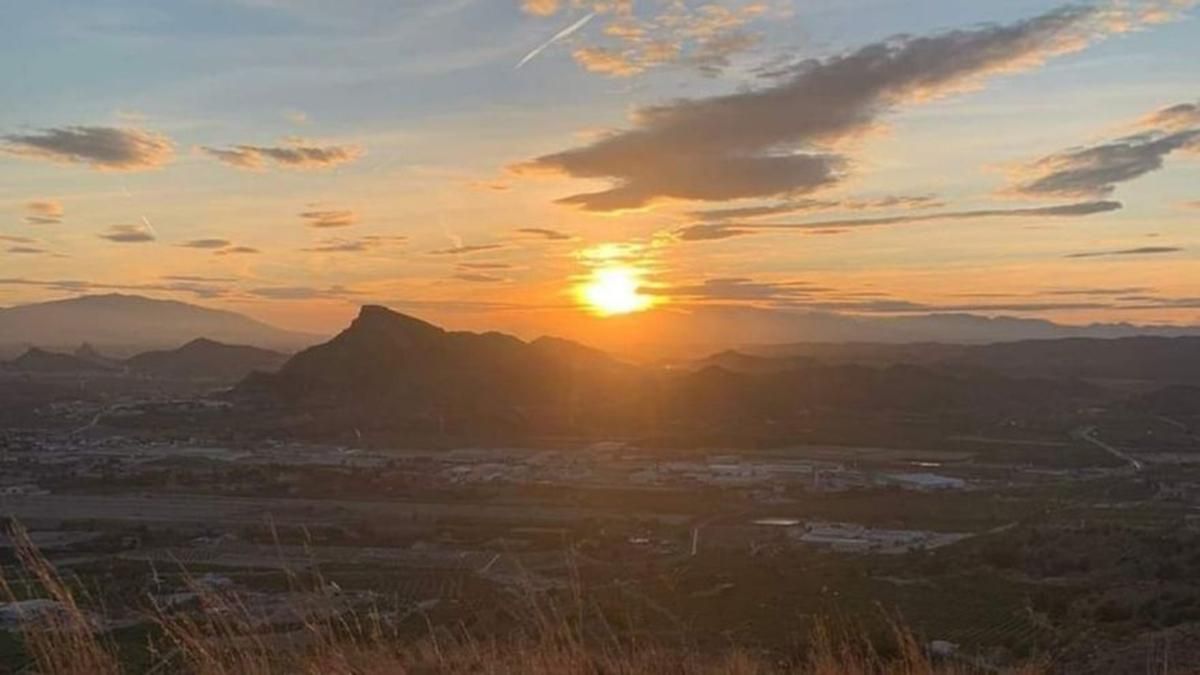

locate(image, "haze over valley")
(2, 1), (1199, 672)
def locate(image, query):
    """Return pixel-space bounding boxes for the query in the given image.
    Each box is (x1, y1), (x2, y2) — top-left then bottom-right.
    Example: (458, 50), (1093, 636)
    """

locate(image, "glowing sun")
(578, 266), (653, 316)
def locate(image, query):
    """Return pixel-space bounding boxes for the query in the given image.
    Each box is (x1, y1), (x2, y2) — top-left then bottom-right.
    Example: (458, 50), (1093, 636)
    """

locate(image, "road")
(1074, 426), (1143, 471)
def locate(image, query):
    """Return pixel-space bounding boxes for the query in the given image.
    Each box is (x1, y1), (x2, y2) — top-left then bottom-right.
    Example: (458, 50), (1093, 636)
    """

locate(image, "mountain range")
(236, 304), (1125, 444)
(557, 305), (1200, 357)
(2, 293), (1198, 359)
(727, 336), (1200, 385)
(0, 294), (317, 355)
(2, 338), (288, 383)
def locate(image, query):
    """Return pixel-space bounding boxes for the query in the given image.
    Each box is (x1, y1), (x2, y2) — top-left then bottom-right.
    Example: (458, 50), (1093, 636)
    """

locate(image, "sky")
(1, 0), (1198, 338)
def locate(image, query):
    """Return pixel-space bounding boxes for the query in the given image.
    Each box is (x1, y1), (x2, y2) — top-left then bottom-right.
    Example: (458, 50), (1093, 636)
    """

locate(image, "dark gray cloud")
(429, 243), (504, 256)
(179, 238), (232, 249)
(1009, 129), (1200, 199)
(7, 246), (46, 254)
(214, 245), (260, 255)
(746, 200), (1120, 230)
(178, 239), (261, 255)
(676, 200), (1120, 240)
(516, 227), (572, 241)
(2, 126), (173, 171)
(514, 6), (1108, 211)
(24, 200), (63, 225)
(300, 209), (358, 228)
(201, 142), (363, 170)
(1065, 246), (1183, 259)
(98, 224), (156, 243)
(689, 194), (943, 222)
(675, 223), (755, 241)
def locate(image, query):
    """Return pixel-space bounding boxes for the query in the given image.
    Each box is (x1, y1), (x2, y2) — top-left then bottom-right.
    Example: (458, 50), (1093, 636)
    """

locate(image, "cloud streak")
(516, 227), (572, 240)
(98, 224), (156, 243)
(676, 200), (1121, 240)
(689, 194), (944, 222)
(179, 238), (232, 249)
(1065, 245), (1183, 258)
(300, 209), (358, 228)
(201, 141), (363, 170)
(302, 235), (406, 253)
(429, 243), (505, 256)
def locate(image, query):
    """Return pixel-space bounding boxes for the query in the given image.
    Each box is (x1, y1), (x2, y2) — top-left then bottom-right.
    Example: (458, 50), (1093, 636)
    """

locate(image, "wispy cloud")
(522, 1), (771, 77)
(689, 194), (943, 222)
(1008, 100), (1200, 198)
(179, 238), (232, 249)
(214, 245), (260, 255)
(675, 200), (1121, 240)
(302, 235), (406, 253)
(300, 209), (358, 228)
(1065, 245), (1183, 258)
(249, 285), (359, 300)
(0, 277), (230, 299)
(453, 272), (507, 283)
(98, 224), (156, 243)
(429, 243), (504, 255)
(23, 200), (64, 225)
(458, 261), (514, 270)
(516, 227), (572, 240)
(3, 126), (173, 171)
(201, 140), (363, 170)
(177, 238), (260, 255)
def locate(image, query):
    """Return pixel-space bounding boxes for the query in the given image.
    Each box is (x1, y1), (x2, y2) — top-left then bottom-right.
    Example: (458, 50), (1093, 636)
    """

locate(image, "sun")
(578, 265), (654, 316)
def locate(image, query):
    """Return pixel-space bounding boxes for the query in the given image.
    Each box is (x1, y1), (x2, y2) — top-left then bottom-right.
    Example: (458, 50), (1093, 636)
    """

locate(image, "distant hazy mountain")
(6, 347), (118, 374)
(739, 336), (1200, 385)
(73, 342), (121, 369)
(126, 338), (289, 382)
(237, 305), (1102, 442)
(555, 305), (1200, 358)
(0, 294), (318, 353)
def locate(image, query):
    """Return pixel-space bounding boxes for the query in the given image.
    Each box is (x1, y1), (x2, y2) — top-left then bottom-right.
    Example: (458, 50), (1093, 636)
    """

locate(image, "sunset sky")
(1, 0), (1198, 338)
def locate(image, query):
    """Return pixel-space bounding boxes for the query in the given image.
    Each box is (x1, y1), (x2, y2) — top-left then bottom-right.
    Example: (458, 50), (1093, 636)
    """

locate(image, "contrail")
(515, 12), (595, 69)
(140, 215), (159, 238)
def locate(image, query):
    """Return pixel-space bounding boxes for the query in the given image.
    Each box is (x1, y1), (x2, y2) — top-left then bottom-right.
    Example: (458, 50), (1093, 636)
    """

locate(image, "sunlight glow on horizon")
(577, 265), (655, 316)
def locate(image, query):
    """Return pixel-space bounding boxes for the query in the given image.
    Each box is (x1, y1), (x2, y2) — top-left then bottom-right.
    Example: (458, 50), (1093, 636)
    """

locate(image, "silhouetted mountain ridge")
(237, 305), (1108, 442)
(126, 338), (288, 381)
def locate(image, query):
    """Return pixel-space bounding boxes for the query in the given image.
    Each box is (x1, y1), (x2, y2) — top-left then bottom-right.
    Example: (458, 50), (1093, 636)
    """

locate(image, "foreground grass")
(0, 526), (1035, 674)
